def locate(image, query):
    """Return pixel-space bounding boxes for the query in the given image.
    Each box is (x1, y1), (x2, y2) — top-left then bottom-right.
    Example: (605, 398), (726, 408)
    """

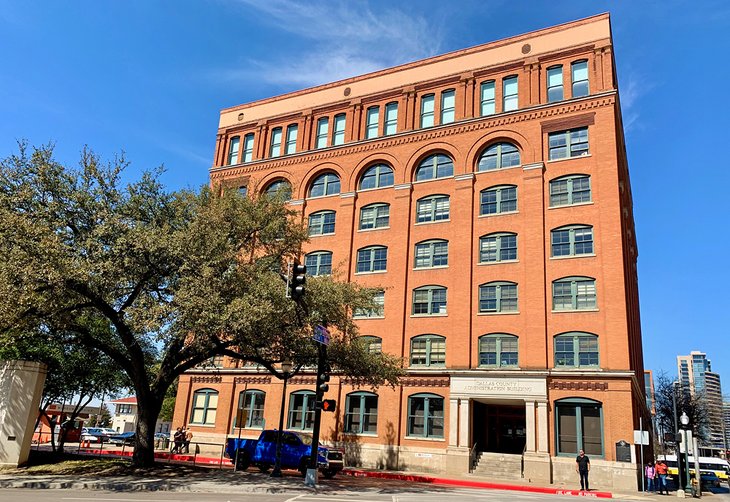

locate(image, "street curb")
(0, 478), (301, 494)
(342, 468), (614, 498)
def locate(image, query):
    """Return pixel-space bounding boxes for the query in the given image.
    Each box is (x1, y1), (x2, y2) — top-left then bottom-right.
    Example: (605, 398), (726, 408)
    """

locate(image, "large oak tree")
(0, 144), (402, 467)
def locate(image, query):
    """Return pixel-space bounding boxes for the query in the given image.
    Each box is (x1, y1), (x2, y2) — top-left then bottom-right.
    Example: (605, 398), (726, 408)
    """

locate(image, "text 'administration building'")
(172, 13), (646, 490)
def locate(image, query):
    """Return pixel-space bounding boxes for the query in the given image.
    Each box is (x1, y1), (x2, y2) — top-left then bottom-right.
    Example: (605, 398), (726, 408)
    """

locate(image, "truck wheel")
(322, 468), (338, 479)
(235, 451), (250, 471)
(258, 463), (270, 473)
(299, 458), (309, 477)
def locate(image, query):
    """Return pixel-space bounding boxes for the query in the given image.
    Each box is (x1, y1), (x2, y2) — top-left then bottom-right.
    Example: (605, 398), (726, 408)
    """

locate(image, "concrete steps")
(472, 451), (523, 480)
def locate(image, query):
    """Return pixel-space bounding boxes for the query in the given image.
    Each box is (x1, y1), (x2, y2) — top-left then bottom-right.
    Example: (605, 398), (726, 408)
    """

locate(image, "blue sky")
(1, 0), (728, 389)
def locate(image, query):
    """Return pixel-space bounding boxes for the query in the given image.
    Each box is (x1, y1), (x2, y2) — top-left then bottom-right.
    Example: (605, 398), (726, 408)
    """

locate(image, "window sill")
(357, 186), (393, 193)
(412, 176), (455, 186)
(475, 164), (522, 174)
(478, 366), (521, 370)
(410, 314), (448, 318)
(404, 436), (446, 442)
(358, 226), (390, 232)
(547, 154), (592, 164)
(414, 219), (450, 226)
(554, 366), (601, 371)
(477, 259), (519, 266)
(187, 423), (215, 428)
(551, 309), (599, 313)
(309, 233), (336, 238)
(413, 265), (449, 271)
(477, 311), (520, 316)
(478, 211), (519, 219)
(342, 432), (378, 438)
(550, 254), (595, 260)
(548, 202), (594, 210)
(306, 193), (341, 200)
(354, 270), (388, 276)
(353, 316), (385, 320)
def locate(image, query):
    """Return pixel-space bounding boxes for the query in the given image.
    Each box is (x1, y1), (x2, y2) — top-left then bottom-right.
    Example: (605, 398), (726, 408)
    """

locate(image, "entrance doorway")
(473, 402), (526, 454)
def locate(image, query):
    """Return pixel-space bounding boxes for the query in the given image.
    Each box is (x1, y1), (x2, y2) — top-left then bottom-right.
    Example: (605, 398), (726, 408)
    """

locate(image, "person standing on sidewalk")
(184, 428), (193, 454)
(576, 449), (590, 491)
(645, 461), (655, 492)
(655, 459), (669, 494)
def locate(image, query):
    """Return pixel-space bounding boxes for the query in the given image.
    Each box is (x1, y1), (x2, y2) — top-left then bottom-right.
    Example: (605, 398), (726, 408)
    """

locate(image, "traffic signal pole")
(304, 342), (327, 487)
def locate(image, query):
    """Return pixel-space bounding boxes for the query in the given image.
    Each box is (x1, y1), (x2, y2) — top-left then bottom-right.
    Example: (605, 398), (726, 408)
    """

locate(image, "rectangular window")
(316, 117), (329, 149)
(549, 176), (592, 207)
(416, 196), (449, 223)
(420, 94), (435, 128)
(365, 106), (379, 139)
(480, 81), (495, 116)
(503, 76), (518, 111)
(353, 290), (385, 318)
(407, 395), (444, 438)
(285, 124), (298, 155)
(308, 211), (335, 236)
(547, 66), (564, 103)
(356, 247), (387, 273)
(572, 60), (589, 98)
(359, 204), (390, 230)
(440, 89), (455, 124)
(345, 394), (378, 434)
(227, 137), (240, 165)
(269, 127), (282, 158)
(548, 127), (589, 160)
(414, 240), (448, 268)
(384, 102), (398, 135)
(332, 114), (346, 146)
(242, 133), (254, 162)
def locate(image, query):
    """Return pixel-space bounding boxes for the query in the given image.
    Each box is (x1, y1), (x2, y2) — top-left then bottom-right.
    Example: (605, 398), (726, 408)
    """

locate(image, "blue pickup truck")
(226, 430), (344, 478)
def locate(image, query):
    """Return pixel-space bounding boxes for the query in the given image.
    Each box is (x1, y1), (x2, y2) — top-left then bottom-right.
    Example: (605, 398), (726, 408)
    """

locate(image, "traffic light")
(322, 399), (336, 412)
(318, 372), (330, 393)
(290, 261), (307, 301)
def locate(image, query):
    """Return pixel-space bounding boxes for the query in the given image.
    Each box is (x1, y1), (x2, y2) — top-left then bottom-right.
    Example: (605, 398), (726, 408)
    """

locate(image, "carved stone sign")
(450, 376), (547, 398)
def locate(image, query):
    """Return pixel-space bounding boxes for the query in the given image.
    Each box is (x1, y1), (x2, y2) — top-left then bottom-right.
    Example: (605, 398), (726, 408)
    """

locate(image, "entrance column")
(537, 400), (549, 453)
(458, 398), (470, 447)
(525, 400), (536, 453)
(448, 398), (459, 447)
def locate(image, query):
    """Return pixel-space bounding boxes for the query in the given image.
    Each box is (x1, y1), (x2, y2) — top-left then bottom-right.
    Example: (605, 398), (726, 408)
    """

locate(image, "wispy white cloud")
(619, 71), (656, 133)
(215, 0), (444, 87)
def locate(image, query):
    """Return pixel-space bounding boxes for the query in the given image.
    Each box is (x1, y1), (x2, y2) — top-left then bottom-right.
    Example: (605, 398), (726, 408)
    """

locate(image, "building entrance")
(473, 402), (526, 454)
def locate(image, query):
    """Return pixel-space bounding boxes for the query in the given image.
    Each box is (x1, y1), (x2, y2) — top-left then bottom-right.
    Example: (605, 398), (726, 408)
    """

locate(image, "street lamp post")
(680, 411), (692, 495)
(271, 360), (292, 478)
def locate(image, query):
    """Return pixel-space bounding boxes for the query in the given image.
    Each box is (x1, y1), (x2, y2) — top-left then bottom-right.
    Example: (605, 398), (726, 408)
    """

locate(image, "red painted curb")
(342, 468), (613, 498)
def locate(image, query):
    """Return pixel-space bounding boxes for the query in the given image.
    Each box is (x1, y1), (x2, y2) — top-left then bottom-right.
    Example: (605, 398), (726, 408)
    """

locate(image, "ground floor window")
(407, 393), (444, 438)
(237, 390), (265, 428)
(190, 389), (218, 425)
(344, 392), (378, 434)
(288, 391), (315, 431)
(555, 398), (603, 456)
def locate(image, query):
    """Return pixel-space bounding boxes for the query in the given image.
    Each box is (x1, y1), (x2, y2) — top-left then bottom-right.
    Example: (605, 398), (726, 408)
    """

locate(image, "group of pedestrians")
(645, 459), (670, 495)
(170, 426), (193, 454)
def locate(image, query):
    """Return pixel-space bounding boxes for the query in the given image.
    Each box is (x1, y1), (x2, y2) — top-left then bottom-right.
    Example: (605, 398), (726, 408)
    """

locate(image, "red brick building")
(172, 13), (646, 490)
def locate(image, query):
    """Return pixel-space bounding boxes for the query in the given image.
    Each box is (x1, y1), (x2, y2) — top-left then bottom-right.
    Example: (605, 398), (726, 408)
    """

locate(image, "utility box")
(0, 360), (48, 467)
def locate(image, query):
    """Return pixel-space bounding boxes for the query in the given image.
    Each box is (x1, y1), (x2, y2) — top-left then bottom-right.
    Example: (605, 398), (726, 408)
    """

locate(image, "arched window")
(479, 232), (517, 263)
(416, 194), (449, 223)
(410, 335), (446, 367)
(414, 239), (448, 269)
(554, 332), (599, 368)
(344, 392), (378, 434)
(359, 203), (390, 230)
(552, 277), (596, 311)
(227, 136), (240, 165)
(236, 390), (265, 428)
(263, 179), (292, 201)
(478, 281), (518, 313)
(359, 336), (382, 353)
(414, 154), (453, 182)
(571, 60), (589, 98)
(359, 164), (394, 190)
(547, 65), (564, 103)
(304, 251), (332, 276)
(190, 389), (218, 425)
(412, 286), (447, 315)
(550, 175), (591, 207)
(288, 390), (316, 431)
(407, 393), (444, 438)
(479, 334), (518, 367)
(309, 173), (341, 197)
(477, 143), (520, 171)
(308, 210), (336, 236)
(555, 398), (603, 456)
(356, 245), (388, 273)
(551, 225), (593, 257)
(480, 185), (517, 215)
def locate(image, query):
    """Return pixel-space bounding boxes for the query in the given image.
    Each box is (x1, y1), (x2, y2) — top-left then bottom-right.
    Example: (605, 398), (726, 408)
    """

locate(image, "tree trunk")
(132, 394), (163, 467)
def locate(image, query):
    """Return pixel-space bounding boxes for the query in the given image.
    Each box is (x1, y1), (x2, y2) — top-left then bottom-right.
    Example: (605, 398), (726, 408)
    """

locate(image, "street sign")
(313, 325), (330, 345)
(633, 430), (649, 445)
